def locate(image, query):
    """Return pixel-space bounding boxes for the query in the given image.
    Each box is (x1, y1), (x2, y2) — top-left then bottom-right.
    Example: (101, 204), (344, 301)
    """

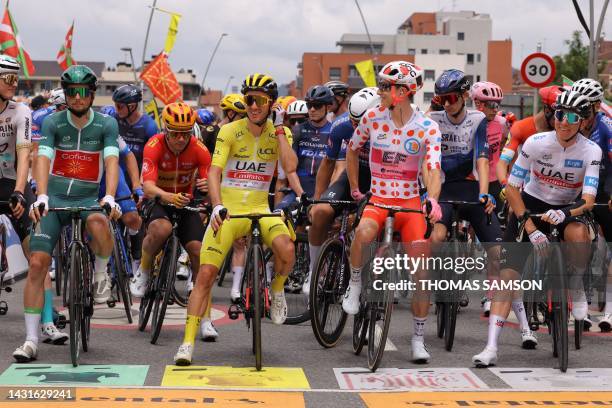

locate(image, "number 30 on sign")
(520, 52), (556, 88)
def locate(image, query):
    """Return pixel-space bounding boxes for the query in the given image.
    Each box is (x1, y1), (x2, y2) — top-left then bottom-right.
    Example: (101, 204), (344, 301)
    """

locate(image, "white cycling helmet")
(555, 90), (591, 119)
(0, 55), (20, 75)
(571, 78), (604, 103)
(348, 87), (381, 122)
(378, 61), (423, 92)
(48, 88), (66, 106)
(287, 100), (308, 116)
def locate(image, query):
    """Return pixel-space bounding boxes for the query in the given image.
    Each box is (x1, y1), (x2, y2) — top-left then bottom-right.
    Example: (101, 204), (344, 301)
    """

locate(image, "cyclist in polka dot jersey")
(345, 61), (443, 364)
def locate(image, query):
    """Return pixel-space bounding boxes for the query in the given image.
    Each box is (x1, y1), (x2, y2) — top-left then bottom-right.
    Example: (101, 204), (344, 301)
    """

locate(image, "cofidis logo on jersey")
(404, 138), (421, 155)
(565, 159), (583, 168)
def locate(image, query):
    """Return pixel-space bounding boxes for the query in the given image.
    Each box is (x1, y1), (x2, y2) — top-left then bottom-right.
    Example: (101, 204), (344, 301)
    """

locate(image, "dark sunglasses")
(306, 102), (325, 110)
(245, 94), (271, 107)
(437, 93), (461, 105)
(554, 110), (581, 125)
(166, 130), (191, 139)
(289, 117), (307, 125)
(65, 86), (93, 98)
(0, 73), (18, 86)
(378, 81), (393, 92)
(483, 101), (500, 110)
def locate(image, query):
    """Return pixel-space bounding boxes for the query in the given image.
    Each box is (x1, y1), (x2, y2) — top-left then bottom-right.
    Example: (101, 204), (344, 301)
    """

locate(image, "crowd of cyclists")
(0, 50), (609, 369)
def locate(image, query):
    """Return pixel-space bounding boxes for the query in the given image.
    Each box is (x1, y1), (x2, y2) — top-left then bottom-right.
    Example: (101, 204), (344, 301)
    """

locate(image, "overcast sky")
(9, 0), (610, 89)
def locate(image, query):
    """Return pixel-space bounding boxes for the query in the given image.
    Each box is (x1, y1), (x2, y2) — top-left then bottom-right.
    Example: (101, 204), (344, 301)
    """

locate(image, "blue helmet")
(434, 69), (470, 95)
(112, 84), (142, 104)
(196, 109), (215, 125)
(99, 105), (116, 116)
(305, 85), (335, 104)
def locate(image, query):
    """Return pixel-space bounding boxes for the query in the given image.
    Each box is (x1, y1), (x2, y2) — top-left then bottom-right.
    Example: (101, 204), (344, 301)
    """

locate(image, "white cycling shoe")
(129, 268), (149, 298)
(41, 323), (68, 345)
(411, 339), (430, 364)
(230, 288), (241, 303)
(270, 291), (287, 325)
(174, 343), (194, 366)
(472, 347), (498, 367)
(521, 329), (538, 349)
(342, 283), (361, 315)
(13, 341), (38, 363)
(599, 313), (612, 332)
(93, 274), (112, 304)
(200, 320), (219, 342)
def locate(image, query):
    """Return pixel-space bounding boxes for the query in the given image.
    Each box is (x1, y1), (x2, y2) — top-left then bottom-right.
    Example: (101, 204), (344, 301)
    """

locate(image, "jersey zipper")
(66, 128), (81, 196)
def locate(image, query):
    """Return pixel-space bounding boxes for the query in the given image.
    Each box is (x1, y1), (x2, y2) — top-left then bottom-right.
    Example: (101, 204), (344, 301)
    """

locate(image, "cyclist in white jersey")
(473, 90), (603, 367)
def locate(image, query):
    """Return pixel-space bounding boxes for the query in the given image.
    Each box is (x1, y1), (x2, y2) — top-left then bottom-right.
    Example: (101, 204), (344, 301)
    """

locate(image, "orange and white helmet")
(377, 61), (423, 92)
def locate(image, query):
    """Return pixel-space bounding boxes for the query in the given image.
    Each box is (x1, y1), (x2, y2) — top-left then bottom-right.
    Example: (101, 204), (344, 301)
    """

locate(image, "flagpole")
(140, 0), (158, 113)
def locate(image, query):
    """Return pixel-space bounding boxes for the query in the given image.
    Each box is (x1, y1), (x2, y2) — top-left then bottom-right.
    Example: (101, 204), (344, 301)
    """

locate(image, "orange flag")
(140, 52), (182, 105)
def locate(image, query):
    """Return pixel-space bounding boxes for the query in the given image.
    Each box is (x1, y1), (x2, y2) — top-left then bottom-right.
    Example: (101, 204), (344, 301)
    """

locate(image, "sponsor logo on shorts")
(206, 246), (222, 254)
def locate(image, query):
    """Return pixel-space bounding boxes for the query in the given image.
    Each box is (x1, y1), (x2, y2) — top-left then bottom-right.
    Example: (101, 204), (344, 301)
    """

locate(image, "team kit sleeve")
(507, 136), (536, 189)
(117, 136), (131, 158)
(38, 113), (57, 160)
(211, 126), (232, 169)
(582, 145), (603, 197)
(424, 123), (442, 170)
(141, 137), (161, 184)
(15, 103), (32, 150)
(145, 115), (160, 141)
(474, 118), (490, 159)
(325, 122), (344, 160)
(103, 117), (120, 158)
(348, 114), (370, 151)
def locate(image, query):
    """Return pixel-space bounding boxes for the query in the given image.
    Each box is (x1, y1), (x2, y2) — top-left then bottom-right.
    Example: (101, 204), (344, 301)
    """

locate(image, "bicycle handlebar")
(439, 199), (492, 226)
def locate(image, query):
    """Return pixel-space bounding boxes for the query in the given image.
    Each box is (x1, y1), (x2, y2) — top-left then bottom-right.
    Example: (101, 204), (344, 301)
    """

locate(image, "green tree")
(553, 30), (589, 82)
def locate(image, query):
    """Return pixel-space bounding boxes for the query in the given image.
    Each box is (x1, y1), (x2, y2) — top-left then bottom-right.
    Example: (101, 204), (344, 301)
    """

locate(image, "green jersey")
(38, 109), (119, 198)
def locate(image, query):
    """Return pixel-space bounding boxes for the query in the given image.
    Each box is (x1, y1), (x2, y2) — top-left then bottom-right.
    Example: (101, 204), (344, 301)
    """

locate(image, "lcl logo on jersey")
(404, 138), (421, 155)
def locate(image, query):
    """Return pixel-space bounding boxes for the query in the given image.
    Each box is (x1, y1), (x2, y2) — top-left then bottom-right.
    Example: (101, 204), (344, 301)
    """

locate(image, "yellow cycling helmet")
(162, 102), (196, 131)
(219, 93), (246, 114)
(241, 73), (278, 100)
(276, 96), (297, 111)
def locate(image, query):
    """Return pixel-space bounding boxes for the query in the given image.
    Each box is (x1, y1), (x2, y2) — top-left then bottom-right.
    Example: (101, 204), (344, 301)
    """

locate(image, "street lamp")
(200, 33), (228, 94)
(354, 0), (376, 55)
(223, 75), (234, 95)
(120, 47), (139, 83)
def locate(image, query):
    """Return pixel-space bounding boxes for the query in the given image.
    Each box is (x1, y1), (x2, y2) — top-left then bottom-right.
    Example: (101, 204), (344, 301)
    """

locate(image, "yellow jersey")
(212, 118), (293, 211)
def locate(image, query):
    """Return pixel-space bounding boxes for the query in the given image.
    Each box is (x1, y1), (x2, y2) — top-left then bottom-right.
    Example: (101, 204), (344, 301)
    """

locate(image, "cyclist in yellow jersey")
(174, 74), (297, 366)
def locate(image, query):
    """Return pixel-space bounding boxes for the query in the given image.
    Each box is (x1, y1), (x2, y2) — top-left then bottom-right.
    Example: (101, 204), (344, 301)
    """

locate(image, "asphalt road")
(1, 272), (611, 408)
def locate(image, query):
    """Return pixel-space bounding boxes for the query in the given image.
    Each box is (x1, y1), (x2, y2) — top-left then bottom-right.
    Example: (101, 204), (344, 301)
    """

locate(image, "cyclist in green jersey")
(13, 65), (121, 363)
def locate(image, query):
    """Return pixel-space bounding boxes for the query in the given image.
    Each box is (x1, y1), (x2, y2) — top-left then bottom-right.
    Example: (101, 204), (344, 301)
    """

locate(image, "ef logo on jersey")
(404, 138), (421, 155)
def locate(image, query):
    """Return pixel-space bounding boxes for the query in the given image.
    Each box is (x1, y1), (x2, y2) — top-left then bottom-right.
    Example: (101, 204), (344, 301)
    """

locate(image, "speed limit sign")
(520, 52), (556, 88)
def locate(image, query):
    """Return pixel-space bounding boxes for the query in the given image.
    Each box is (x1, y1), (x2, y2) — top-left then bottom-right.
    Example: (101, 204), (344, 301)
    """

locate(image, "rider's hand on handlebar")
(168, 192), (191, 208)
(9, 191), (26, 219)
(29, 194), (49, 222)
(211, 204), (228, 232)
(542, 209), (565, 225)
(351, 188), (365, 201)
(132, 186), (145, 207)
(101, 195), (122, 220)
(479, 193), (496, 214)
(424, 197), (442, 223)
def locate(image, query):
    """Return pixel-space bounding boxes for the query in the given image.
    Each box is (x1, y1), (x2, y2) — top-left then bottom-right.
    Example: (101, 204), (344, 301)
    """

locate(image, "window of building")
(421, 49), (428, 54)
(408, 48), (416, 55)
(424, 92), (434, 103)
(424, 69), (435, 81)
(329, 67), (341, 80)
(467, 54), (474, 65)
(477, 54), (481, 62)
(458, 32), (465, 41)
(439, 49), (450, 54)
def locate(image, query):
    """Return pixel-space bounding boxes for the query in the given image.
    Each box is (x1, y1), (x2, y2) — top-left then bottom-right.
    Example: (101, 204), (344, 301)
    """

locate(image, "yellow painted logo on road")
(162, 366), (310, 389)
(360, 391), (612, 407)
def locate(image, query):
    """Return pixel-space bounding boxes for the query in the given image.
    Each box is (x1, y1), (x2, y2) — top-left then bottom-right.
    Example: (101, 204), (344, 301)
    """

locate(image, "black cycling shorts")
(321, 169), (371, 215)
(0, 178), (34, 242)
(147, 203), (205, 246)
(438, 179), (502, 243)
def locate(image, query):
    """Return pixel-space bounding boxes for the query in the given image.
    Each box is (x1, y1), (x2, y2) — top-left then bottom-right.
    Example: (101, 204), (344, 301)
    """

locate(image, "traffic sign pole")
(533, 44), (542, 114)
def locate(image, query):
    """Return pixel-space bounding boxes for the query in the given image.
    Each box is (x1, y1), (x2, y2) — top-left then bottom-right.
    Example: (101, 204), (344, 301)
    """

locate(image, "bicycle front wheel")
(151, 236), (179, 344)
(310, 239), (349, 348)
(352, 302), (369, 355)
(367, 264), (395, 371)
(68, 244), (83, 367)
(112, 227), (133, 324)
(249, 244), (265, 371)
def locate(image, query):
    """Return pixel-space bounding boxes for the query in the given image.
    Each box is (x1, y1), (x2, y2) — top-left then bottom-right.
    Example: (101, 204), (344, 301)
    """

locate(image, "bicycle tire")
(80, 247), (93, 353)
(61, 232), (70, 307)
(352, 302), (369, 355)
(549, 245), (568, 372)
(112, 225), (133, 324)
(151, 236), (178, 344)
(436, 302), (445, 338)
(138, 277), (155, 332)
(53, 243), (62, 296)
(443, 240), (462, 352)
(574, 320), (582, 350)
(368, 266), (395, 371)
(251, 244), (265, 371)
(69, 244), (82, 367)
(310, 239), (349, 348)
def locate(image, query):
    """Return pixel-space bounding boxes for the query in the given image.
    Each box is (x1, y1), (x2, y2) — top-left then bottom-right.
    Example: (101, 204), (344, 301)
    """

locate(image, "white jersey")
(0, 100), (32, 180)
(508, 131), (602, 205)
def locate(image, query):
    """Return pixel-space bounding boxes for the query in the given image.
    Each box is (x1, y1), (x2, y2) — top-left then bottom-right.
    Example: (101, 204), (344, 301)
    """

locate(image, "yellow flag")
(163, 13), (181, 54)
(355, 59), (376, 87)
(145, 99), (161, 129)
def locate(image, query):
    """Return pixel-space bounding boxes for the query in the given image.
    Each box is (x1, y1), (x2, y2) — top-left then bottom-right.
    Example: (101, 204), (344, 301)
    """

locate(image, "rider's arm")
(207, 166), (223, 207)
(103, 119), (120, 197)
(14, 105), (33, 193)
(274, 177), (287, 206)
(277, 125), (297, 174)
(474, 118), (490, 194)
(124, 151), (141, 190)
(314, 157), (335, 199)
(347, 117), (370, 192)
(331, 160), (346, 184)
(571, 146), (603, 215)
(424, 124), (442, 200)
(506, 137), (536, 232)
(35, 112), (59, 196)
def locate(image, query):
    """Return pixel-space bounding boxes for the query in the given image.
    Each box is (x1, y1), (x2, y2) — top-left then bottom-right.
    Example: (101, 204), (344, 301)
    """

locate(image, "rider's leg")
(269, 234), (295, 292)
(130, 217), (172, 297)
(563, 222), (591, 321)
(230, 238), (246, 300)
(307, 203), (334, 288)
(86, 213), (115, 303)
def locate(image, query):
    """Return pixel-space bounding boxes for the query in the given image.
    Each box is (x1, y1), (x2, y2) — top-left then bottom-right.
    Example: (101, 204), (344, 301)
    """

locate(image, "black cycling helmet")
(305, 85), (335, 104)
(112, 84), (142, 104)
(324, 80), (349, 97)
